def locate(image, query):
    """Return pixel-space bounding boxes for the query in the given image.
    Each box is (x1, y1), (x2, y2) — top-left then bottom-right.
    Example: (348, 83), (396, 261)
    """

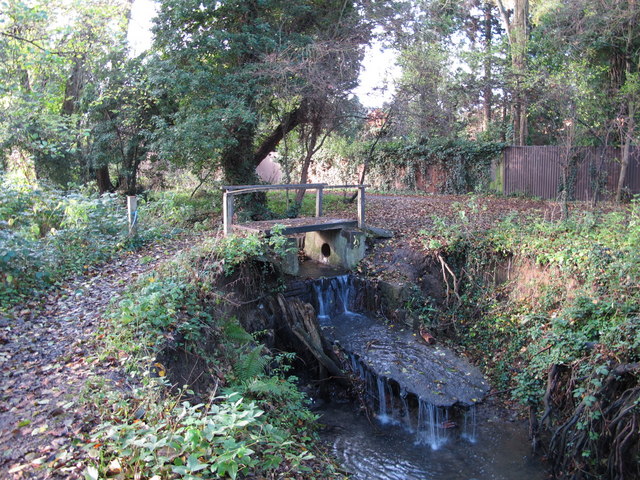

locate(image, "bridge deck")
(222, 183), (366, 236)
(233, 217), (358, 236)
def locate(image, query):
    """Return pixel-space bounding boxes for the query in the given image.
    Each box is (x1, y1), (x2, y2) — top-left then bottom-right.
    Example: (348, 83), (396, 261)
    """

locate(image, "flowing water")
(318, 402), (545, 480)
(308, 274), (546, 479)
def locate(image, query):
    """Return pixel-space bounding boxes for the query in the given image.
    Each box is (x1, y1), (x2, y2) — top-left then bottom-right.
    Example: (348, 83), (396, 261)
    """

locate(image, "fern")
(233, 345), (268, 381)
(222, 318), (253, 345)
(241, 376), (295, 398)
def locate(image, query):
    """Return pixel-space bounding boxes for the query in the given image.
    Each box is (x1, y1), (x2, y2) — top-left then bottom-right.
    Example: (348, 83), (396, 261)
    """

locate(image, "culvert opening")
(321, 243), (331, 258)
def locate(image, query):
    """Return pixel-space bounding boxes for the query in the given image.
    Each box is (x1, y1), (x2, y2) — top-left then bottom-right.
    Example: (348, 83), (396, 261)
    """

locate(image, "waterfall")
(462, 405), (478, 443)
(310, 274), (482, 451)
(347, 352), (452, 449)
(313, 275), (352, 320)
(377, 377), (389, 422)
(314, 281), (330, 322)
(335, 275), (352, 314)
(399, 387), (413, 431)
(416, 400), (448, 450)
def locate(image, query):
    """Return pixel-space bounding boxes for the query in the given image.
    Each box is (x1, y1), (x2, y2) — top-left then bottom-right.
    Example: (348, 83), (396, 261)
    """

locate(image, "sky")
(127, 0), (157, 57)
(353, 40), (400, 108)
(127, 0), (399, 108)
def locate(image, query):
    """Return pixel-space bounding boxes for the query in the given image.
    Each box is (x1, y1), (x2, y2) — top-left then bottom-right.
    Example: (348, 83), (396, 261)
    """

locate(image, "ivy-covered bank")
(85, 233), (346, 480)
(421, 199), (640, 479)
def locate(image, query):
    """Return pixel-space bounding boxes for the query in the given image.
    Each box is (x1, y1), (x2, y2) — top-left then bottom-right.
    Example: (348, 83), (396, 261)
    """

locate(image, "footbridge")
(222, 184), (368, 273)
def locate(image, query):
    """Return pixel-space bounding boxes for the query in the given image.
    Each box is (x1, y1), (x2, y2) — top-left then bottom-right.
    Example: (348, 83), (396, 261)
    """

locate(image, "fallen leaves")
(0, 234), (199, 479)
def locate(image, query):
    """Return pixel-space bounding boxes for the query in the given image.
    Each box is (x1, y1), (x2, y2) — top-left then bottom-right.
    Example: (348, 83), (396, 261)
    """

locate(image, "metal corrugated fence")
(503, 146), (640, 201)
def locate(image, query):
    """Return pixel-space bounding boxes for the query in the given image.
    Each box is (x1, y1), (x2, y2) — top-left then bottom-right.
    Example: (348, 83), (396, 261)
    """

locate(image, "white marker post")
(127, 195), (138, 236)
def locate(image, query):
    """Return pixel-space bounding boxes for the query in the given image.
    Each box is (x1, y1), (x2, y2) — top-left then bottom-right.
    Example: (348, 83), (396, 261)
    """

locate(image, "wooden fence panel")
(503, 146), (640, 201)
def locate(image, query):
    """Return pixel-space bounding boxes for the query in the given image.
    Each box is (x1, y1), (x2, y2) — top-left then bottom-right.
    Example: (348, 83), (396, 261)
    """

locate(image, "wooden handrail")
(222, 183), (367, 235)
(222, 183), (327, 194)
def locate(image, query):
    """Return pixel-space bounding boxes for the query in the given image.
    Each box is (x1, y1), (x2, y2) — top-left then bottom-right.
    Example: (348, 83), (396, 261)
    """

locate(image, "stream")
(317, 402), (545, 480)
(303, 275), (547, 480)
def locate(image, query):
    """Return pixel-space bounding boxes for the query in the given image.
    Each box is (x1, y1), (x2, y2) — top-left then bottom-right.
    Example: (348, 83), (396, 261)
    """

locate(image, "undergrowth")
(0, 176), (221, 312)
(419, 196), (640, 479)
(84, 232), (345, 479)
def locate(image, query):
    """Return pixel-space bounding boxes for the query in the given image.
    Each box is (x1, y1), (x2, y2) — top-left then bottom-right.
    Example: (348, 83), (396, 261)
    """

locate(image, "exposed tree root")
(437, 254), (461, 304)
(263, 294), (347, 385)
(542, 362), (639, 479)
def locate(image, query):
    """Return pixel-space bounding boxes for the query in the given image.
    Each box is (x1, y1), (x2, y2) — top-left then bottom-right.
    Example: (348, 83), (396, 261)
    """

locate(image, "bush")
(0, 179), (130, 309)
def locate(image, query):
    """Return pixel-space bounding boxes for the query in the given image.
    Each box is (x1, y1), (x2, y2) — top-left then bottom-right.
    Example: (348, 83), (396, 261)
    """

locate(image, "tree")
(86, 55), (157, 194)
(0, 0), (137, 186)
(533, 0), (640, 201)
(150, 0), (369, 186)
(495, 0), (529, 145)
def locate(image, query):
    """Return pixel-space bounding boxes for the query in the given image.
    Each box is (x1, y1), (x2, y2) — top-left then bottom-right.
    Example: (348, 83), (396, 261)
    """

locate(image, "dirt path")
(0, 234), (202, 479)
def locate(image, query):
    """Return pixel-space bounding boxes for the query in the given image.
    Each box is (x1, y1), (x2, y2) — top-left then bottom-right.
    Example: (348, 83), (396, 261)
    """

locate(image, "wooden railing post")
(315, 186), (324, 217)
(223, 191), (234, 236)
(357, 186), (365, 229)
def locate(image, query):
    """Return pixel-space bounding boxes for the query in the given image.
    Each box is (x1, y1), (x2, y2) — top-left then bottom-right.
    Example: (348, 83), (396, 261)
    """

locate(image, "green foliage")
(150, 0), (368, 185)
(0, 179), (128, 309)
(140, 190), (221, 232)
(86, 54), (157, 193)
(266, 190), (350, 219)
(420, 195), (489, 249)
(215, 234), (266, 276)
(0, 178), (221, 311)
(108, 275), (210, 358)
(91, 233), (343, 480)
(88, 388), (319, 480)
(428, 200), (640, 409)
(0, 0), (133, 186)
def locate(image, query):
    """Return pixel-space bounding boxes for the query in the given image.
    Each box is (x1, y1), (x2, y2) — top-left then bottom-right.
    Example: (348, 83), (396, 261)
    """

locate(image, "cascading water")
(305, 274), (544, 479)
(314, 281), (330, 322)
(313, 275), (485, 450)
(462, 405), (478, 443)
(313, 274), (353, 320)
(416, 400), (448, 450)
(348, 352), (454, 450)
(335, 275), (352, 314)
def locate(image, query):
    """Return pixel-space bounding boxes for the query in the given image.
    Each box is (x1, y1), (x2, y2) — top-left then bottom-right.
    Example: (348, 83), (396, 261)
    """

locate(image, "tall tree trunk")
(615, 0), (637, 202)
(482, 2), (493, 132)
(496, 0), (529, 145)
(616, 102), (635, 202)
(61, 59), (85, 115)
(95, 164), (114, 193)
(222, 125), (259, 185)
(295, 127), (319, 205)
(512, 0), (528, 145)
(294, 119), (333, 207)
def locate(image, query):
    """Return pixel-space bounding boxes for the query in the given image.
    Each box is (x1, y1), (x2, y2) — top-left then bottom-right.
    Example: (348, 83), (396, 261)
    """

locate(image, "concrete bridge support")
(304, 228), (366, 270)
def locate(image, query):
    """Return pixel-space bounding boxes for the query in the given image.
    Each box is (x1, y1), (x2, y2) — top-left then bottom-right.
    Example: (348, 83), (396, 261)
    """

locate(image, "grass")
(266, 190), (355, 218)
